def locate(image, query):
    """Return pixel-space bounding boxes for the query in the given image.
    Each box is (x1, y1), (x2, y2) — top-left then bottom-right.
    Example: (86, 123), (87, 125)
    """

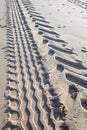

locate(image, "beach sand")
(0, 0), (87, 129)
(0, 0), (7, 129)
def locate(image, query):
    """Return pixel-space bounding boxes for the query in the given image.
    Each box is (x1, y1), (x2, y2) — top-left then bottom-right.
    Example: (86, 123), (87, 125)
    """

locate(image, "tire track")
(14, 0), (55, 128)
(15, 1), (57, 129)
(15, 0), (71, 128)
(11, 1), (39, 129)
(8, 0), (56, 129)
(21, 0), (66, 45)
(68, 0), (87, 9)
(6, 0), (23, 129)
(20, 1), (87, 130)
(6, 0), (87, 129)
(13, 2), (48, 129)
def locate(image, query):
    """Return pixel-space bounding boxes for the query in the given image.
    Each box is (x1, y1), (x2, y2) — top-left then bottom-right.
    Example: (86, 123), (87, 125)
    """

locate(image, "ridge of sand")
(0, 0), (87, 130)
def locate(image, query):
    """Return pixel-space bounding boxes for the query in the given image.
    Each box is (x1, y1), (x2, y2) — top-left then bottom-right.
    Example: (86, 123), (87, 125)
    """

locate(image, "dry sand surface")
(0, 0), (87, 130)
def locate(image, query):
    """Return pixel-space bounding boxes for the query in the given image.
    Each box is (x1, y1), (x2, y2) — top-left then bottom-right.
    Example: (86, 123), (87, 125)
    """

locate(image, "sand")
(0, 0), (7, 129)
(0, 0), (87, 129)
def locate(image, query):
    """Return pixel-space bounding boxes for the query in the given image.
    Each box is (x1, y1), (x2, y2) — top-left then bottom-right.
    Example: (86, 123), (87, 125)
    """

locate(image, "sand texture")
(0, 0), (87, 130)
